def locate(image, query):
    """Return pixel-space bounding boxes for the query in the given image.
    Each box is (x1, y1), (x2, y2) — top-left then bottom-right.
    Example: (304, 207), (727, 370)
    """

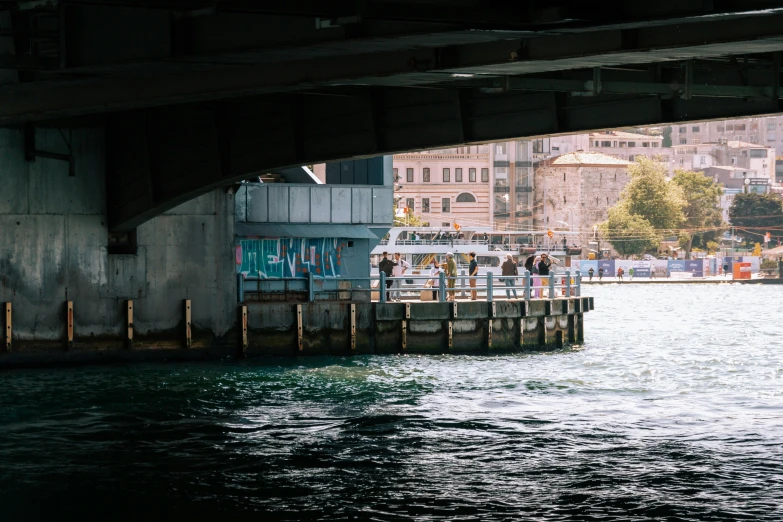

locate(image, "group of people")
(379, 251), (559, 301)
(587, 266), (655, 281)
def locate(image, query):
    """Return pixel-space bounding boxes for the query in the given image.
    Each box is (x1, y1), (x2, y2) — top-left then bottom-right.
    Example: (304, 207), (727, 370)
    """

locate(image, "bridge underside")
(4, 1), (783, 229)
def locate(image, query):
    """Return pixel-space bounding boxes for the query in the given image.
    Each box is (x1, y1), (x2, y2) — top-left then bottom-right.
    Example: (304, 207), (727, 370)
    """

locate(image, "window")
(652, 142), (660, 147)
(750, 149), (767, 158)
(679, 127), (686, 133)
(406, 198), (414, 212)
(692, 137), (700, 144)
(423, 168), (430, 182)
(642, 142), (649, 147)
(736, 124), (746, 131)
(532, 139), (545, 153)
(700, 155), (706, 166)
(481, 168), (489, 182)
(494, 167), (508, 187)
(442, 168), (450, 182)
(717, 125), (725, 132)
(469, 168), (476, 182)
(629, 155), (636, 161)
(769, 122), (777, 131)
(768, 134), (777, 142)
(679, 138), (687, 144)
(619, 141), (627, 148)
(495, 143), (506, 154)
(422, 198), (430, 212)
(393, 167), (398, 180)
(751, 135), (760, 143)
(627, 142), (636, 147)
(726, 124), (734, 131)
(692, 126), (700, 132)
(442, 198), (450, 213)
(456, 192), (476, 203)
(601, 141), (611, 147)
(455, 168), (463, 182)
(406, 167), (413, 182)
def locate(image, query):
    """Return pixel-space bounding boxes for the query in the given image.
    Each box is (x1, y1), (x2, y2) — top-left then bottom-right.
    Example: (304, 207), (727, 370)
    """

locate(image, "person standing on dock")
(537, 253), (557, 296)
(429, 259), (442, 301)
(588, 267), (594, 281)
(501, 254), (518, 299)
(378, 252), (396, 301)
(617, 267), (624, 281)
(629, 267), (635, 280)
(391, 253), (409, 302)
(598, 266), (604, 281)
(469, 252), (479, 301)
(445, 252), (458, 301)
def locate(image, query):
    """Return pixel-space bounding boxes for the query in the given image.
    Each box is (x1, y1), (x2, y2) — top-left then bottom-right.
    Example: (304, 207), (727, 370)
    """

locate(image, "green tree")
(600, 206), (660, 257)
(661, 126), (673, 147)
(393, 205), (427, 227)
(671, 169), (725, 259)
(621, 156), (685, 231)
(729, 192), (783, 242)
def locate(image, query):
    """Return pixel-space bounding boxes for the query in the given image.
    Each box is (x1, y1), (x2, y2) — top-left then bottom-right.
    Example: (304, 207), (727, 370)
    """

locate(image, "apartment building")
(392, 145), (492, 228)
(588, 130), (666, 164)
(533, 152), (632, 248)
(671, 141), (775, 179)
(674, 116), (783, 157)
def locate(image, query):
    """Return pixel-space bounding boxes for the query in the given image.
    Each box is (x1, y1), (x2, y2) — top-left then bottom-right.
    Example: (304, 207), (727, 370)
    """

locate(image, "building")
(533, 151), (632, 249)
(588, 130), (666, 164)
(674, 116), (783, 158)
(392, 146), (491, 229)
(671, 141), (775, 179)
(488, 140), (536, 231)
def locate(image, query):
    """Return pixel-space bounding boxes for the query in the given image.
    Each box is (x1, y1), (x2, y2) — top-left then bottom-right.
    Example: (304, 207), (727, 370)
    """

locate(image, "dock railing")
(238, 270), (581, 303)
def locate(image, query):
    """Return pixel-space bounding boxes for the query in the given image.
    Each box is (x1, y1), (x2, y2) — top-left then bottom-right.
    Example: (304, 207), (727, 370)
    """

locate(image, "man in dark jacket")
(501, 254), (518, 299)
(378, 252), (396, 301)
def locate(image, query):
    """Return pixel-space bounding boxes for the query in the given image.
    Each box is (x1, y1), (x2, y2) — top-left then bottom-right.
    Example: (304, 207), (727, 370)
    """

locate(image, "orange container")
(732, 262), (751, 280)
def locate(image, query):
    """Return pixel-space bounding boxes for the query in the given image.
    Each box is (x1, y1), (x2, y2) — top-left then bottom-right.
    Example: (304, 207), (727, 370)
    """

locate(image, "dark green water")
(1, 284), (782, 521)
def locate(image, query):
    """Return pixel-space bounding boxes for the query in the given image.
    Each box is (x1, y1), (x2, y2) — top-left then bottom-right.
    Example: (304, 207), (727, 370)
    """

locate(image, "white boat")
(371, 226), (582, 276)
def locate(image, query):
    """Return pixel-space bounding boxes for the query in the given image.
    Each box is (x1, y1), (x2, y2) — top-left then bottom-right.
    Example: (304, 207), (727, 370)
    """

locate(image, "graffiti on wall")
(236, 238), (346, 278)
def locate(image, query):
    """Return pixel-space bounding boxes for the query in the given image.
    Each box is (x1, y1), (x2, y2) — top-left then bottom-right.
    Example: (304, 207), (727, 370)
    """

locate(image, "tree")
(621, 156), (685, 231)
(600, 206), (660, 257)
(729, 192), (783, 242)
(671, 169), (725, 259)
(662, 126), (673, 147)
(393, 205), (428, 227)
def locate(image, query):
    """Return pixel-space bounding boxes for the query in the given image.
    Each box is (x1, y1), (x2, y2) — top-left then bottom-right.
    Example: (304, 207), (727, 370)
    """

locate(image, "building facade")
(533, 152), (632, 248)
(392, 146), (491, 229)
(588, 130), (666, 164)
(671, 141), (775, 180)
(673, 115), (783, 157)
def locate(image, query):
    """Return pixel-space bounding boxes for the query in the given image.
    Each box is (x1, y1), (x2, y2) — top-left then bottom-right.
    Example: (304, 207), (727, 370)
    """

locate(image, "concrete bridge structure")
(2, 1), (783, 362)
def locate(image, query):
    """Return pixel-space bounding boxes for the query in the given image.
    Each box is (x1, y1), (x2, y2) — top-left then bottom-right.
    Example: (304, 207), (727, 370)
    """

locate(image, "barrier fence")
(238, 270), (581, 303)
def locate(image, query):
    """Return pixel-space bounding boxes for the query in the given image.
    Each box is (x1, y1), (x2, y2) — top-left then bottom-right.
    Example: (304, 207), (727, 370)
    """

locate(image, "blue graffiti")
(237, 238), (345, 278)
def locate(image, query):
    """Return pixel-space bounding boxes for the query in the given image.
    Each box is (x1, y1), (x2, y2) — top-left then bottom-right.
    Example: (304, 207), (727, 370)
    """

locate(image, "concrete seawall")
(244, 297), (593, 356)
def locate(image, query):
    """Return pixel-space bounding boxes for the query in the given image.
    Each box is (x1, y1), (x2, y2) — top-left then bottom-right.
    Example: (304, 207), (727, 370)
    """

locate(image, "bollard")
(548, 274), (555, 300)
(438, 272), (446, 302)
(308, 271), (315, 302)
(565, 270), (571, 298)
(5, 302), (11, 352)
(575, 270), (582, 297)
(126, 300), (134, 349)
(380, 271), (387, 303)
(486, 271), (493, 302)
(184, 299), (192, 348)
(66, 301), (74, 350)
(237, 273), (245, 304)
(524, 270), (531, 300)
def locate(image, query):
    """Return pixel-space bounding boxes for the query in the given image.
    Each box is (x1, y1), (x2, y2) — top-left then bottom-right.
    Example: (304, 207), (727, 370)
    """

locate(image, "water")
(2, 284), (782, 520)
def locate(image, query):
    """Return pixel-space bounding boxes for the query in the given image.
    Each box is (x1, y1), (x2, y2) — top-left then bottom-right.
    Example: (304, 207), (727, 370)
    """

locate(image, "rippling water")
(2, 284), (782, 521)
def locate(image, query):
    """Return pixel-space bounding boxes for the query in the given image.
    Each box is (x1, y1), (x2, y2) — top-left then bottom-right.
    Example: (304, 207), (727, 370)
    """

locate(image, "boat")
(371, 226), (582, 276)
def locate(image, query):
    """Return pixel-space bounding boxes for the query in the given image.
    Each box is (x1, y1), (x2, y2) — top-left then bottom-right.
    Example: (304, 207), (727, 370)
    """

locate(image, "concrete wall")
(0, 127), (236, 350)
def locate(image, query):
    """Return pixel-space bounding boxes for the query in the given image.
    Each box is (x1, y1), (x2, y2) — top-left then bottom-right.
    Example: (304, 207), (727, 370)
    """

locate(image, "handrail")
(238, 270), (581, 303)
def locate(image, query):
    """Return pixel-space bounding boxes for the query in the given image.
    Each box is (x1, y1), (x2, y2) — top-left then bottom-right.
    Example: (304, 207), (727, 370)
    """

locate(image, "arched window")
(456, 192), (476, 203)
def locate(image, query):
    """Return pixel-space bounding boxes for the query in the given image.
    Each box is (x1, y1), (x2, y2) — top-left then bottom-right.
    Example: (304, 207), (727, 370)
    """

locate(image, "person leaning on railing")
(444, 252), (458, 301)
(469, 252), (479, 300)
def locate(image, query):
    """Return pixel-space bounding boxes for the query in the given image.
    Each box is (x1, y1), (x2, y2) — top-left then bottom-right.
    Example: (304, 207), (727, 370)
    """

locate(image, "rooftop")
(589, 130), (663, 140)
(550, 151), (632, 166)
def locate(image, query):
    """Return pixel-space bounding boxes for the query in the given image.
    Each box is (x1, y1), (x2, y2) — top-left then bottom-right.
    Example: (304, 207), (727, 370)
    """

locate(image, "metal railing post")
(237, 273), (245, 303)
(380, 272), (387, 303)
(565, 270), (571, 298)
(548, 274), (555, 299)
(439, 272), (446, 302)
(575, 270), (582, 297)
(524, 270), (531, 300)
(308, 271), (315, 302)
(486, 271), (493, 302)
(460, 269), (466, 298)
